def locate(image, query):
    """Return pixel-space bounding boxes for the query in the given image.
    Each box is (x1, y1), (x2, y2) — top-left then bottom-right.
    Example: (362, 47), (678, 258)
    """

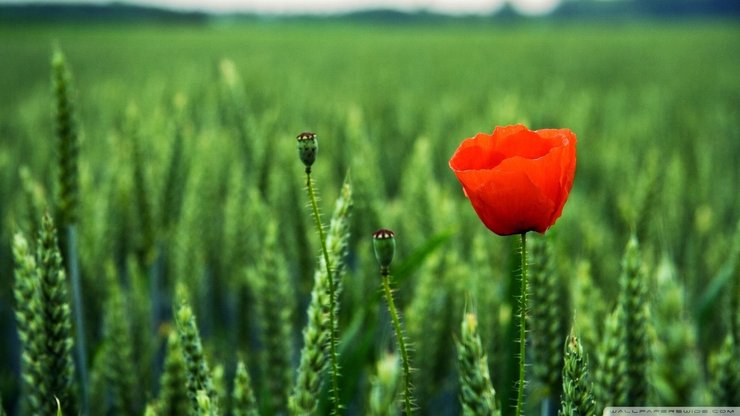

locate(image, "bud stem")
(381, 272), (413, 415)
(305, 171), (341, 415)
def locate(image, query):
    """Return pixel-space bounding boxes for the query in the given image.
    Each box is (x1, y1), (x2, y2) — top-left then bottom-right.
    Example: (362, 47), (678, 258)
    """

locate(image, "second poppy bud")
(297, 131), (318, 171)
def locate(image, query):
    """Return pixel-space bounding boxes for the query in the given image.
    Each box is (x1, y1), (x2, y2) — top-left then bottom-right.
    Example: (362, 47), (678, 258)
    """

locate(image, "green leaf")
(392, 228), (455, 287)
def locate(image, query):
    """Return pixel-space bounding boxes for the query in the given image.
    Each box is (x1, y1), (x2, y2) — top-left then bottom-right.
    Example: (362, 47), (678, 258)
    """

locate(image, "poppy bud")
(296, 131), (318, 171)
(372, 229), (396, 275)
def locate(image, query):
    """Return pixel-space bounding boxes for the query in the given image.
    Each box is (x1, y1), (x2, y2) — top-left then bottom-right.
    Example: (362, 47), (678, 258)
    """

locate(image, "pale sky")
(6, 0), (564, 15)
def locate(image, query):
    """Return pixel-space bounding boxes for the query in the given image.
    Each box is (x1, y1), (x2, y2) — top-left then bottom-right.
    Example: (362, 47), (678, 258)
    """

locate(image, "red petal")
(494, 150), (563, 213)
(449, 132), (507, 171)
(456, 169), (555, 235)
(536, 128), (577, 224)
(449, 125), (577, 235)
(493, 125), (556, 160)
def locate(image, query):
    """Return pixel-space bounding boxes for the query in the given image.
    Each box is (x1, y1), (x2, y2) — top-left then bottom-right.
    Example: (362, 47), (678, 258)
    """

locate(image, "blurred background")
(2, 0), (740, 18)
(0, 0), (739, 415)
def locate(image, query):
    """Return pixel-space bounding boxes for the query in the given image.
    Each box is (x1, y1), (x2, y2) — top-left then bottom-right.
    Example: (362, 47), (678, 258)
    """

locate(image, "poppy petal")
(449, 125), (577, 236)
(494, 150), (564, 212)
(537, 129), (577, 223)
(457, 169), (555, 235)
(449, 132), (507, 171)
(493, 125), (554, 159)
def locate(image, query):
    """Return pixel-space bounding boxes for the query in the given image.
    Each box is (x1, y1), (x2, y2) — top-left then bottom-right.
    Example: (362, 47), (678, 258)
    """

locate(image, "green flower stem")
(381, 272), (412, 415)
(305, 171), (340, 415)
(515, 232), (528, 416)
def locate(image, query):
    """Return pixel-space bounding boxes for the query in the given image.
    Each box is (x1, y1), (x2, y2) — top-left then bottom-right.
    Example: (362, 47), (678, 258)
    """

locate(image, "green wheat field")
(0, 20), (739, 416)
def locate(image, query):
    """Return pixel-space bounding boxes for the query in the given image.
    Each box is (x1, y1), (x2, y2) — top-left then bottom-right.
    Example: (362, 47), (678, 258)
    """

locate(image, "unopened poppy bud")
(296, 131), (318, 171)
(372, 229), (396, 275)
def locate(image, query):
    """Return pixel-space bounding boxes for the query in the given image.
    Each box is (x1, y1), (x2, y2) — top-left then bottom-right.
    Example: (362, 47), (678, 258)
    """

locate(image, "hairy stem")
(515, 232), (528, 416)
(382, 272), (412, 415)
(305, 171), (340, 415)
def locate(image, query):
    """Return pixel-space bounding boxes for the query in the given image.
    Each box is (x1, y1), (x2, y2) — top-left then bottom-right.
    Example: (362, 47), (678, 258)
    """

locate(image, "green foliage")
(569, 261), (606, 364)
(158, 331), (191, 416)
(302, 162), (341, 415)
(650, 257), (705, 405)
(405, 253), (447, 410)
(558, 329), (596, 416)
(709, 335), (740, 406)
(11, 232), (42, 414)
(12, 214), (78, 415)
(380, 272), (414, 416)
(88, 346), (109, 416)
(1, 22), (739, 416)
(367, 353), (400, 416)
(593, 308), (621, 412)
(51, 48), (79, 228)
(614, 238), (651, 406)
(19, 166), (46, 237)
(250, 221), (294, 415)
(456, 313), (500, 416)
(36, 214), (78, 415)
(101, 266), (140, 416)
(159, 114), (189, 235)
(144, 403), (159, 416)
(196, 390), (218, 416)
(176, 303), (219, 414)
(528, 235), (568, 400)
(289, 176), (352, 416)
(233, 360), (260, 416)
(212, 364), (227, 412)
(125, 105), (156, 267)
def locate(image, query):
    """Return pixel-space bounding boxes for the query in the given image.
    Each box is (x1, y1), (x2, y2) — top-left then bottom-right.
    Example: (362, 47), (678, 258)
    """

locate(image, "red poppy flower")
(449, 124), (577, 236)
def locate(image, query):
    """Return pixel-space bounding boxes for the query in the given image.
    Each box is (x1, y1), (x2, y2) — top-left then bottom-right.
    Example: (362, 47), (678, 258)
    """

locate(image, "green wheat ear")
(144, 403), (159, 416)
(367, 353), (401, 416)
(87, 343), (108, 415)
(212, 364), (227, 412)
(52, 48), (79, 228)
(250, 220), (294, 415)
(405, 252), (445, 411)
(160, 115), (188, 235)
(651, 257), (704, 405)
(529, 235), (568, 409)
(456, 312), (501, 416)
(124, 104), (156, 267)
(38, 213), (79, 415)
(558, 328), (596, 416)
(289, 175), (352, 416)
(17, 213), (78, 416)
(614, 238), (651, 406)
(709, 334), (739, 405)
(101, 264), (139, 416)
(19, 166), (47, 237)
(196, 390), (217, 416)
(157, 331), (190, 416)
(593, 308), (621, 412)
(12, 232), (43, 414)
(52, 47), (88, 413)
(176, 302), (219, 414)
(233, 359), (260, 416)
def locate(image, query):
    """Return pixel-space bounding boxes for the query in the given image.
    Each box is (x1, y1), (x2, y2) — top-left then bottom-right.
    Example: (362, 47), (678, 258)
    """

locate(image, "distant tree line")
(0, 0), (738, 24)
